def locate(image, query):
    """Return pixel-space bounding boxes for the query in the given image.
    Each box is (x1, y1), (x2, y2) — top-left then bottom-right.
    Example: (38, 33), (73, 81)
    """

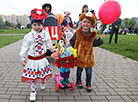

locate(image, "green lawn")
(100, 34), (138, 61)
(0, 29), (31, 34)
(0, 35), (24, 48)
(0, 30), (138, 62)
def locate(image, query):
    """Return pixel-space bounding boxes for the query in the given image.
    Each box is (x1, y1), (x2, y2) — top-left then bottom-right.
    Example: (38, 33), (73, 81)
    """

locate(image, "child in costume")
(51, 40), (77, 90)
(61, 11), (73, 28)
(70, 12), (104, 92)
(20, 8), (53, 101)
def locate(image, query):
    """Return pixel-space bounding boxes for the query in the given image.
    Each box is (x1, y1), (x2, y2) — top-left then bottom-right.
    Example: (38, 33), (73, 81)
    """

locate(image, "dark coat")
(43, 12), (58, 26)
(61, 16), (73, 28)
(112, 18), (121, 29)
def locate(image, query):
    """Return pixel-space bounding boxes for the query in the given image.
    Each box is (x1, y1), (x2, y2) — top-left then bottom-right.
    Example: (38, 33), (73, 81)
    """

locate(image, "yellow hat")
(79, 12), (96, 25)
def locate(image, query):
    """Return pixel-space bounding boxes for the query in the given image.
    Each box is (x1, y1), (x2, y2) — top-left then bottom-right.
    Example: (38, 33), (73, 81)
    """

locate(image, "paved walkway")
(0, 40), (138, 102)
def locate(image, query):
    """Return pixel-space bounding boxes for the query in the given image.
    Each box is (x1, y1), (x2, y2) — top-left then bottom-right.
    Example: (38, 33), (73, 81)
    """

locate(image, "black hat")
(42, 3), (52, 12)
(89, 8), (95, 13)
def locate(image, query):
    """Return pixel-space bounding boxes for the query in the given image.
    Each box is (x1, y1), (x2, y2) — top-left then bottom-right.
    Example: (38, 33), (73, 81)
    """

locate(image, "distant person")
(89, 9), (97, 31)
(42, 3), (58, 26)
(109, 18), (122, 44)
(61, 11), (73, 28)
(70, 12), (104, 92)
(81, 4), (89, 13)
(20, 8), (53, 101)
(124, 27), (128, 35)
(76, 4), (89, 29)
(42, 3), (58, 56)
(89, 9), (97, 20)
(128, 26), (132, 34)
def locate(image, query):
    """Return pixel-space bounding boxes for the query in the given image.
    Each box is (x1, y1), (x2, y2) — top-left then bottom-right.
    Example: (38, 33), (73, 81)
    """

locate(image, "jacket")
(43, 12), (58, 26)
(61, 16), (73, 28)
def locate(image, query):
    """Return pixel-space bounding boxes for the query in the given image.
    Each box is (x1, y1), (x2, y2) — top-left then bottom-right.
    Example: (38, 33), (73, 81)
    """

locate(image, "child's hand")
(51, 48), (60, 59)
(22, 60), (27, 67)
(115, 25), (118, 28)
(100, 33), (105, 40)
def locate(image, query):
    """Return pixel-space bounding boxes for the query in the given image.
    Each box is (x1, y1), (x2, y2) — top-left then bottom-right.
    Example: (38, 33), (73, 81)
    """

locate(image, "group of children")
(20, 6), (104, 101)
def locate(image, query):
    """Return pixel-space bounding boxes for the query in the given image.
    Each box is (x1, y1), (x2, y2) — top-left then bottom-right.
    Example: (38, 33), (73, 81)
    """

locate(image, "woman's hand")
(100, 33), (105, 40)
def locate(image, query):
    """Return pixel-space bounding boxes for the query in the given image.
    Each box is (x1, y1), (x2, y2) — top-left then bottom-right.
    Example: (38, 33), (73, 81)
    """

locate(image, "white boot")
(30, 91), (36, 101)
(40, 83), (45, 90)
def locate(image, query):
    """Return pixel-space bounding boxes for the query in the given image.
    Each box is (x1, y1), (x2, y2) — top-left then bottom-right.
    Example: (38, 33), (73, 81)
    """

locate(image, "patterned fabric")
(20, 29), (53, 61)
(54, 55), (76, 68)
(20, 29), (53, 83)
(34, 34), (45, 56)
(21, 58), (52, 83)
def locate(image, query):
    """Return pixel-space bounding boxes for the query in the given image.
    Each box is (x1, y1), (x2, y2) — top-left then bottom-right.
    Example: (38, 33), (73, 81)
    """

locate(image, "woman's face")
(32, 22), (43, 33)
(83, 7), (88, 12)
(45, 6), (50, 13)
(81, 18), (92, 32)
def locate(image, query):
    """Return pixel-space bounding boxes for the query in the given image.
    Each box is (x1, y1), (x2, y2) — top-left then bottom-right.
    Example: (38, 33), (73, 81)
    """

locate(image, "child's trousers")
(76, 67), (93, 84)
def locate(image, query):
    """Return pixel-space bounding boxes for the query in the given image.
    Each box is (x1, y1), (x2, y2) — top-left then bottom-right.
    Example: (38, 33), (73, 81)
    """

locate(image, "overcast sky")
(0, 0), (138, 21)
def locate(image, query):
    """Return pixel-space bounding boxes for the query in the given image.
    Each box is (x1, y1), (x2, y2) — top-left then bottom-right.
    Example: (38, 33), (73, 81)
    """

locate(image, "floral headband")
(31, 8), (47, 20)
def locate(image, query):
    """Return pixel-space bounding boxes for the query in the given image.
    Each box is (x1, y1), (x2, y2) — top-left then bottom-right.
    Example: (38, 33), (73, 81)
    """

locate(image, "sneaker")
(76, 80), (83, 88)
(30, 91), (36, 101)
(40, 83), (45, 90)
(86, 82), (92, 92)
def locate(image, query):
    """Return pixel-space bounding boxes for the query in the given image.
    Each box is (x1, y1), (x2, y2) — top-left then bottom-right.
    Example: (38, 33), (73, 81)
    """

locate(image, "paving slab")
(0, 40), (138, 102)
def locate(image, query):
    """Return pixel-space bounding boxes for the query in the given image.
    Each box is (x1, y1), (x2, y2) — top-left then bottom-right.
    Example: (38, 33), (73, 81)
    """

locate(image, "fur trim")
(74, 28), (97, 68)
(79, 12), (96, 25)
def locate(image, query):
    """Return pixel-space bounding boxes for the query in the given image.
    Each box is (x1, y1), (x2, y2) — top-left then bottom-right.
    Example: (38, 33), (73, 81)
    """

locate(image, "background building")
(0, 14), (30, 28)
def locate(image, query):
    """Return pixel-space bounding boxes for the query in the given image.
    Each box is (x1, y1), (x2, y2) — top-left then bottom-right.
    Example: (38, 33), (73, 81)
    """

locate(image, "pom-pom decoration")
(31, 8), (48, 20)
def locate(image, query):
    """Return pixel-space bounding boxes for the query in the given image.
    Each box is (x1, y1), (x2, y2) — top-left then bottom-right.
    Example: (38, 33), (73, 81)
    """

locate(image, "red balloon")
(98, 0), (121, 24)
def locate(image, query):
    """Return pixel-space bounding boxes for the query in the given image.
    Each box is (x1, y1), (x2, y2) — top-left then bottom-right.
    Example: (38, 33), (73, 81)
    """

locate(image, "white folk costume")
(20, 8), (52, 101)
(20, 8), (53, 84)
(20, 29), (53, 83)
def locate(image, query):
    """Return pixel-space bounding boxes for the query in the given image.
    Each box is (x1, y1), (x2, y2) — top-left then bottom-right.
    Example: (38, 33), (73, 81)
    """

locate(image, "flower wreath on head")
(64, 11), (71, 15)
(31, 8), (48, 20)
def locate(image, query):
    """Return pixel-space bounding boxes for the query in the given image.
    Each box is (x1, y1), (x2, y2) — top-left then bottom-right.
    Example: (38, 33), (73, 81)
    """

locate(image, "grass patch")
(0, 35), (24, 48)
(100, 34), (138, 61)
(0, 29), (31, 34)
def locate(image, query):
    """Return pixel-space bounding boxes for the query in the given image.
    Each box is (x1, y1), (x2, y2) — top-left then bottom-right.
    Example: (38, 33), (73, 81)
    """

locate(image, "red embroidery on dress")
(39, 39), (42, 41)
(37, 46), (41, 49)
(31, 71), (34, 75)
(38, 51), (42, 55)
(37, 35), (41, 38)
(23, 69), (27, 73)
(28, 71), (31, 74)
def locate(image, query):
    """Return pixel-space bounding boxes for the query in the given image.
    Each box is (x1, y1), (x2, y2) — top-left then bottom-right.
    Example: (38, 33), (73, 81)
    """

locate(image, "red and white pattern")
(21, 57), (52, 83)
(34, 34), (45, 55)
(20, 29), (53, 83)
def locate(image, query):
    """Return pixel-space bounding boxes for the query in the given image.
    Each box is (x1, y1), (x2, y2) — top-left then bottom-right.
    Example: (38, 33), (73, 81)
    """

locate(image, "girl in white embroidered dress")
(20, 8), (53, 101)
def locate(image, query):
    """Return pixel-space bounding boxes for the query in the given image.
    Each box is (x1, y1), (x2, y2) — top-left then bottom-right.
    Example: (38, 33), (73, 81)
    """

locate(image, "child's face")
(81, 18), (92, 32)
(32, 23), (43, 33)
